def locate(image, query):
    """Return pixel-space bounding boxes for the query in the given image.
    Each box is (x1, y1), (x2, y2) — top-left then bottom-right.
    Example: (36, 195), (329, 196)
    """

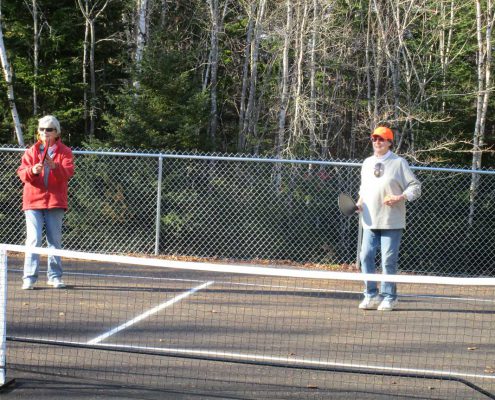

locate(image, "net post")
(154, 155), (164, 255)
(0, 246), (7, 387)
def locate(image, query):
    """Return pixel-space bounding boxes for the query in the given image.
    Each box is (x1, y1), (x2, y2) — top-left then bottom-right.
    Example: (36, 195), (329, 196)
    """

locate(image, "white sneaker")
(358, 295), (382, 310)
(22, 280), (35, 290)
(378, 298), (398, 311)
(47, 278), (66, 289)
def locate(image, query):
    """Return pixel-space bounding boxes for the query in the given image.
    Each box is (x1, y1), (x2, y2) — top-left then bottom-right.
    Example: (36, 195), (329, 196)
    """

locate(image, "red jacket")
(17, 141), (75, 211)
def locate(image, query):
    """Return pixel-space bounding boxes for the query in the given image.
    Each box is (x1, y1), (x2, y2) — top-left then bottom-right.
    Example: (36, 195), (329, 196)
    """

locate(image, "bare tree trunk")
(390, 4), (401, 149)
(372, 16), (382, 126)
(308, 0), (319, 157)
(160, 0), (168, 29)
(365, 0), (373, 123)
(439, 0), (455, 113)
(276, 0), (292, 158)
(76, 0), (111, 140)
(292, 0), (308, 145)
(469, 0), (494, 225)
(121, 10), (133, 68)
(202, 49), (211, 91)
(243, 0), (265, 151)
(207, 0), (220, 150)
(134, 0), (148, 90)
(237, 2), (255, 151)
(32, 0), (38, 116)
(89, 20), (96, 138)
(0, 1), (24, 145)
(390, 2), (406, 151)
(82, 0), (90, 136)
(251, 57), (273, 154)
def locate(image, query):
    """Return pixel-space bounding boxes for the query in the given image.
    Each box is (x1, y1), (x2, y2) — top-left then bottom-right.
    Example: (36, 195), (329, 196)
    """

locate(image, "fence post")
(0, 246), (7, 387)
(154, 156), (163, 255)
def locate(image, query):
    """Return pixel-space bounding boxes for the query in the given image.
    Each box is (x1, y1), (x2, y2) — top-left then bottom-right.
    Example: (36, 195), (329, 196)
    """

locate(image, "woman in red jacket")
(17, 115), (74, 290)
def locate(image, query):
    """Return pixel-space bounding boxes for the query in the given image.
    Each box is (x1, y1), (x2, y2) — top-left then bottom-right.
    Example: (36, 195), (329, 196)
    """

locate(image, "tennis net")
(2, 244), (495, 399)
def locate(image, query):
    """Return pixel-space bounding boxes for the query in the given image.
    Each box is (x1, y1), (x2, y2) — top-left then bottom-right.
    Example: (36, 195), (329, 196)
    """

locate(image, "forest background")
(1, 0), (495, 168)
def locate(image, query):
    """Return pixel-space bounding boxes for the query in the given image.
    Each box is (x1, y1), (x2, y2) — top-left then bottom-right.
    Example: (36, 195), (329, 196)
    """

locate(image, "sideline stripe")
(87, 281), (214, 345)
(9, 267), (495, 303)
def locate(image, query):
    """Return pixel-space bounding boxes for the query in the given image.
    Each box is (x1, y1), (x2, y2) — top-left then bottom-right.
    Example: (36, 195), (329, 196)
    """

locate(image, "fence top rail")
(1, 147), (494, 175)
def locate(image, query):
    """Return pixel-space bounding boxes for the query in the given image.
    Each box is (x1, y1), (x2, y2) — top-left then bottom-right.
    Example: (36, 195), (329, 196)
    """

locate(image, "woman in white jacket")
(356, 126), (421, 311)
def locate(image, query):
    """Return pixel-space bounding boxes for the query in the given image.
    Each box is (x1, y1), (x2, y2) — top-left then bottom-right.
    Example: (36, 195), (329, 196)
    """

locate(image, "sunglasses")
(374, 162), (384, 177)
(39, 127), (56, 132)
(371, 136), (386, 143)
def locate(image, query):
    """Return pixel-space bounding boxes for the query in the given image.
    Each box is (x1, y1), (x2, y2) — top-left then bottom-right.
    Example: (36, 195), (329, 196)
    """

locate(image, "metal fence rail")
(1, 146), (495, 276)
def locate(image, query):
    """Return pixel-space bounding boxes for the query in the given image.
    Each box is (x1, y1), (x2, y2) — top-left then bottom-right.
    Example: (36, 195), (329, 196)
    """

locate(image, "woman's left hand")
(44, 154), (57, 169)
(383, 194), (405, 206)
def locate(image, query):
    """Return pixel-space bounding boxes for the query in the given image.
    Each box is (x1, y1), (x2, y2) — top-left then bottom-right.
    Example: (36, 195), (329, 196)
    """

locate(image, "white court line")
(400, 293), (495, 303)
(87, 281), (214, 345)
(11, 268), (350, 293)
(9, 267), (495, 303)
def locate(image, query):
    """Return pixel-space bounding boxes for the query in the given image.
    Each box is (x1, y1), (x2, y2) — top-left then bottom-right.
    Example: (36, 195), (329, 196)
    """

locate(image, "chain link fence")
(1, 146), (495, 276)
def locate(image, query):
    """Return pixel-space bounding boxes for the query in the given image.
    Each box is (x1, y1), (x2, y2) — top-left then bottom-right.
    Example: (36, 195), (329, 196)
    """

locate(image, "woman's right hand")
(32, 163), (43, 175)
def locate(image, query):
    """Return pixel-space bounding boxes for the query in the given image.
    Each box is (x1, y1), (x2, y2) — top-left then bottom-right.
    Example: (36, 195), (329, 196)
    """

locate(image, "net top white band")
(2, 244), (495, 286)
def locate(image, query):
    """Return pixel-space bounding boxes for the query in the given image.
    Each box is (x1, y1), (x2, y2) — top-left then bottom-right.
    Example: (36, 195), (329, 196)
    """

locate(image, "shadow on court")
(1, 373), (228, 399)
(2, 370), (457, 400)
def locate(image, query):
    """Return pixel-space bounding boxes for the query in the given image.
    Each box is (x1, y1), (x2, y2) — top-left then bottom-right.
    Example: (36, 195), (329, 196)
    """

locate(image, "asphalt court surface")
(3, 255), (495, 399)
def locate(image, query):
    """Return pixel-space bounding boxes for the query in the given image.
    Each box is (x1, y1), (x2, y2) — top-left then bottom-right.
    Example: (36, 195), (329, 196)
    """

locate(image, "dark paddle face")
(338, 193), (358, 217)
(41, 137), (51, 164)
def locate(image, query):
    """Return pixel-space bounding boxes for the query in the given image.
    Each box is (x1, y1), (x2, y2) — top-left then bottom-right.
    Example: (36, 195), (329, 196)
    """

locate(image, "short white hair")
(38, 115), (61, 134)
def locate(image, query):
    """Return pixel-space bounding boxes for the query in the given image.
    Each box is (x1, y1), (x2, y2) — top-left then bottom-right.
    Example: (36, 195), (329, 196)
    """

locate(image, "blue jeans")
(23, 209), (65, 283)
(360, 228), (403, 301)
